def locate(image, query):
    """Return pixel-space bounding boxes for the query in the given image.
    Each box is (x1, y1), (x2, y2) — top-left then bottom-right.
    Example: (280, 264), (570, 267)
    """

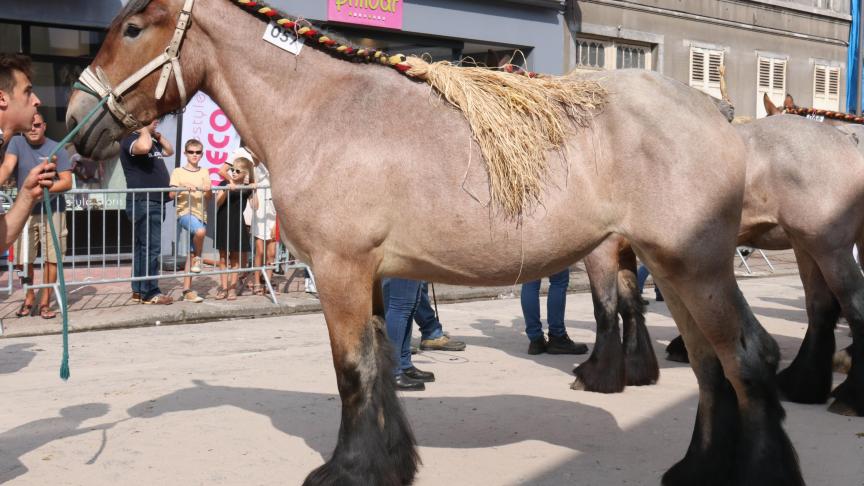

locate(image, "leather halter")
(77, 0), (195, 129)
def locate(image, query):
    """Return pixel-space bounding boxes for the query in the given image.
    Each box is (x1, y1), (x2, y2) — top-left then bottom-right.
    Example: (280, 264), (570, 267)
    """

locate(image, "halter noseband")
(77, 0), (195, 130)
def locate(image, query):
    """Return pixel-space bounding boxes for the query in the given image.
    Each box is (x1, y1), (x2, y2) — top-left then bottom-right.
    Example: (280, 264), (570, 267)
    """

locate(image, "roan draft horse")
(65, 0), (804, 484)
(662, 103), (864, 417)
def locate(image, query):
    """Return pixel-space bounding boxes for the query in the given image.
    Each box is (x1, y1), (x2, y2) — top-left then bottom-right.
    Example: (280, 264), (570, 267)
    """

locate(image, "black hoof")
(663, 459), (727, 486)
(572, 358), (626, 394)
(776, 362), (831, 404)
(665, 336), (689, 363)
(829, 378), (864, 417)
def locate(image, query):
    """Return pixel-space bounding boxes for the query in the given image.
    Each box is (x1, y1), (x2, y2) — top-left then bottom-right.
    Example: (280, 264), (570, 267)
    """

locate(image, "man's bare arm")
(0, 152), (18, 186)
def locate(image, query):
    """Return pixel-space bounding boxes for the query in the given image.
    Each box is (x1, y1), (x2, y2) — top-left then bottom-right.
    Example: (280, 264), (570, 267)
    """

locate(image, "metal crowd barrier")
(6, 184), (310, 306)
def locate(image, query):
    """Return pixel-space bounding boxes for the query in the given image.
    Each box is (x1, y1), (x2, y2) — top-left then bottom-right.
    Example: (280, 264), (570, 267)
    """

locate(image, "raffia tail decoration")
(404, 56), (607, 217)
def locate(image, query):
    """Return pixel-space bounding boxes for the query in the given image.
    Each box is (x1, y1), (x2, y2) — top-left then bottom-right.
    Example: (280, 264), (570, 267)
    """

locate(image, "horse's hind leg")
(776, 247), (839, 405)
(573, 238), (626, 393)
(304, 264), (419, 486)
(657, 269), (802, 486)
(618, 245), (659, 386)
(660, 285), (739, 486)
(808, 249), (864, 416)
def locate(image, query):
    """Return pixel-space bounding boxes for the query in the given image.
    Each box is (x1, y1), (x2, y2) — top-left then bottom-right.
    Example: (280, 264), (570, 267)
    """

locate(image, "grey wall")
(570, 0), (851, 118)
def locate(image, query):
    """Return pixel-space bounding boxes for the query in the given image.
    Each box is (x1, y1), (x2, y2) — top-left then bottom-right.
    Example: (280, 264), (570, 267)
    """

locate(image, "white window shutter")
(813, 65), (840, 111)
(756, 56), (787, 118)
(689, 47), (722, 98)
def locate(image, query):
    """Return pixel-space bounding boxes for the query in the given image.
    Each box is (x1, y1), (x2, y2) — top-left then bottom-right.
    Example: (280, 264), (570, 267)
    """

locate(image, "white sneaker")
(304, 277), (317, 294)
(191, 256), (202, 273)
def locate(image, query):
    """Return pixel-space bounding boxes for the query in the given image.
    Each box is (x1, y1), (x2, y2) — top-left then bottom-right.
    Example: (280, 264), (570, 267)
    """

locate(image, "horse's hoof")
(570, 377), (586, 390)
(827, 399), (860, 417)
(832, 349), (852, 374)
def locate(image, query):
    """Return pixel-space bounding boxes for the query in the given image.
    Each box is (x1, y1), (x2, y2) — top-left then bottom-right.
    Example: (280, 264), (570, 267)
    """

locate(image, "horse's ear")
(763, 93), (782, 116)
(784, 94), (795, 110)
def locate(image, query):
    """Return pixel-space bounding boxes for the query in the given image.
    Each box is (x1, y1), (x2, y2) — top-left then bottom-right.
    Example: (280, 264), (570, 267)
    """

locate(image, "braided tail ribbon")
(43, 83), (109, 380)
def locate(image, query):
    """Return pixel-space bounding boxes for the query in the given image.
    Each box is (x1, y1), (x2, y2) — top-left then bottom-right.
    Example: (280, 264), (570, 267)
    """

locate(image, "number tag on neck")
(263, 22), (304, 55)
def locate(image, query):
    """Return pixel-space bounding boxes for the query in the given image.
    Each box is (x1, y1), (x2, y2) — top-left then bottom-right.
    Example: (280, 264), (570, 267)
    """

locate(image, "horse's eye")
(124, 24), (142, 38)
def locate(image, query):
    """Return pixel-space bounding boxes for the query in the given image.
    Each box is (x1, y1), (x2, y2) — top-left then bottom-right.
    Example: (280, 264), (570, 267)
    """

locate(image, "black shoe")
(527, 336), (547, 355)
(546, 334), (589, 355)
(655, 293), (664, 302)
(394, 373), (425, 391)
(403, 366), (435, 382)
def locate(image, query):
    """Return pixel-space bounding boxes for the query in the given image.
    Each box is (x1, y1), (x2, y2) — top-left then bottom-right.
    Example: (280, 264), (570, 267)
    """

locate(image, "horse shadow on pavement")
(124, 380), (624, 460)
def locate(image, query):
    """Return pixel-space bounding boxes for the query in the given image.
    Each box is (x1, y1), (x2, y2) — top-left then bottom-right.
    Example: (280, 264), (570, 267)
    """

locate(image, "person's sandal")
(227, 288), (238, 301)
(15, 302), (33, 317)
(39, 306), (57, 319)
(215, 287), (228, 300)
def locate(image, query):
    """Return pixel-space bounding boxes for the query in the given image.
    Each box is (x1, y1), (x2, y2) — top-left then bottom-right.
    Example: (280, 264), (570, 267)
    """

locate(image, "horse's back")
(739, 115), (864, 246)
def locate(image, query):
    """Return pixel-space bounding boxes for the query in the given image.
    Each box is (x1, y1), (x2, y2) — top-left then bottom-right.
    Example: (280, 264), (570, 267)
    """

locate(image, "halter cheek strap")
(77, 0), (195, 129)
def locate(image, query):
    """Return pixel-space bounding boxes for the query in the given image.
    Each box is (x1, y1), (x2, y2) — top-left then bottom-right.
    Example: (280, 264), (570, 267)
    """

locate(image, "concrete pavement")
(0, 272), (859, 485)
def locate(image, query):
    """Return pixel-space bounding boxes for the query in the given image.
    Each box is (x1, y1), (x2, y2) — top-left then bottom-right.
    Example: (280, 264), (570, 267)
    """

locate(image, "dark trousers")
(126, 197), (164, 300)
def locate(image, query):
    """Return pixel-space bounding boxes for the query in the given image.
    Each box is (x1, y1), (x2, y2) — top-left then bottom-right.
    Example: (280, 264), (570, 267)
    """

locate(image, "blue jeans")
(413, 281), (444, 340)
(383, 278), (422, 376)
(637, 265), (663, 298)
(521, 268), (570, 341)
(177, 214), (206, 252)
(126, 197), (164, 300)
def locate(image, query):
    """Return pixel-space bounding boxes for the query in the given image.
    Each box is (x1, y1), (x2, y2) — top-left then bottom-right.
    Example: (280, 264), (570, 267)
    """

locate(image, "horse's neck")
(197, 1), (404, 169)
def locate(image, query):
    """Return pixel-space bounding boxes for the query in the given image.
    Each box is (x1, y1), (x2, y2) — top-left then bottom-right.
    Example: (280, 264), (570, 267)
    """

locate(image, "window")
(572, 38), (652, 72)
(574, 39), (609, 70)
(756, 56), (787, 118)
(813, 64), (840, 111)
(616, 44), (650, 69)
(689, 47), (724, 99)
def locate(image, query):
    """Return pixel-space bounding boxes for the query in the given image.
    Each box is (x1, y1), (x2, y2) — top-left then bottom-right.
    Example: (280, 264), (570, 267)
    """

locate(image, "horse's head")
(66, 0), (203, 159)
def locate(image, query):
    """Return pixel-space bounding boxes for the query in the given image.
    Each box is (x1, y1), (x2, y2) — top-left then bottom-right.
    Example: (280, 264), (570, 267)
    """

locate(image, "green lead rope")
(43, 83), (109, 380)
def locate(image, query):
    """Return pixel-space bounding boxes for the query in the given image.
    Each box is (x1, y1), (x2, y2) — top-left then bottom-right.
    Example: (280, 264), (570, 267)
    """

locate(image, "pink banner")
(182, 92), (241, 186)
(327, 0), (403, 30)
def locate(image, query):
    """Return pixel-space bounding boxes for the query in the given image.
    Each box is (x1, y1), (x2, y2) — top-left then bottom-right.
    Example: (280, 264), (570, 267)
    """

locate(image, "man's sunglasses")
(228, 168), (247, 176)
(186, 150), (202, 155)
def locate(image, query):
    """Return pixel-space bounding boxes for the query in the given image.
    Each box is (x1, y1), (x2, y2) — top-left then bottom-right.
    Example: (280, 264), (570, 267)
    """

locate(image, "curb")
(0, 271), (799, 339)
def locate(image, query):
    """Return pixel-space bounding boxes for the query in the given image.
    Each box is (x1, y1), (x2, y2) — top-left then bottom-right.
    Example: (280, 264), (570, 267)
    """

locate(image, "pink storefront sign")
(327, 0), (403, 30)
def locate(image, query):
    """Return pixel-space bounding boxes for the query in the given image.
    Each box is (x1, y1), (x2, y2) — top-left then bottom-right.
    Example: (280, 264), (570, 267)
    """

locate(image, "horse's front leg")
(776, 247), (839, 405)
(572, 238), (626, 393)
(303, 259), (419, 486)
(808, 248), (864, 416)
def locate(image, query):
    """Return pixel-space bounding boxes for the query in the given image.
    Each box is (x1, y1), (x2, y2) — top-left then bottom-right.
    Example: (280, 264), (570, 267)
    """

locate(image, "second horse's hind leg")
(573, 238), (626, 393)
(776, 248), (839, 404)
(618, 246), (659, 386)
